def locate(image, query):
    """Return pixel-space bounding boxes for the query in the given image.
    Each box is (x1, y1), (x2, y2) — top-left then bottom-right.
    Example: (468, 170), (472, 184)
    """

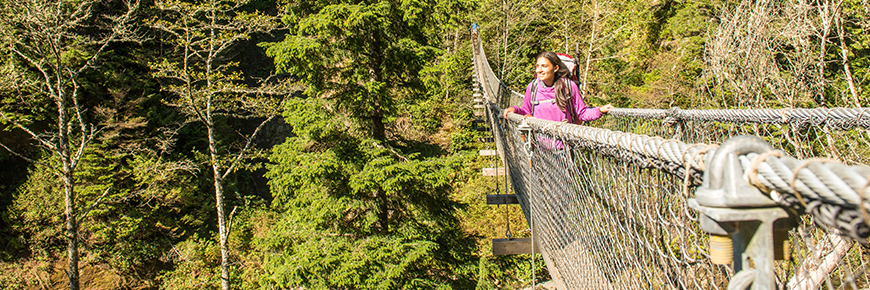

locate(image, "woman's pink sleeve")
(571, 82), (603, 122)
(511, 82), (535, 115)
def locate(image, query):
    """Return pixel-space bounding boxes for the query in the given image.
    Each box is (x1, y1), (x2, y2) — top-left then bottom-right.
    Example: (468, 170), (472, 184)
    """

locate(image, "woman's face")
(535, 57), (559, 85)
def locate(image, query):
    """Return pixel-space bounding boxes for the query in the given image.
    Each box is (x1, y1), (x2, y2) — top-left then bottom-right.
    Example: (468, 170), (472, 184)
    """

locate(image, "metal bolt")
(773, 229), (791, 261)
(709, 234), (733, 265)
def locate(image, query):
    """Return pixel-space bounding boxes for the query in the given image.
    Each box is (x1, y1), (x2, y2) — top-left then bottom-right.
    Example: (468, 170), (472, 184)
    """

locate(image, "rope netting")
(473, 29), (870, 289)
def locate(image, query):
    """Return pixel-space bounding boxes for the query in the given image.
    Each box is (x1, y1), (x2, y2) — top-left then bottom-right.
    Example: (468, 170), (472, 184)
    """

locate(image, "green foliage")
(4, 0), (867, 288)
(254, 92), (478, 288)
(263, 0), (469, 140)
(86, 152), (204, 273)
(258, 4), (483, 285)
(6, 148), (204, 279)
(259, 232), (445, 289)
(8, 157), (65, 260)
(158, 235), (222, 289)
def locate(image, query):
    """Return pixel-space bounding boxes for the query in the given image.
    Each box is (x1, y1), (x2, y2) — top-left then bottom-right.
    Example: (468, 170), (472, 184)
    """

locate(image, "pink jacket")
(511, 79), (603, 123)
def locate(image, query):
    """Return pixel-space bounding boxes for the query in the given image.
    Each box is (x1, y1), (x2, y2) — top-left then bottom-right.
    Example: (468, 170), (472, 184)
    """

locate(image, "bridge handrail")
(609, 107), (870, 131)
(502, 110), (870, 241)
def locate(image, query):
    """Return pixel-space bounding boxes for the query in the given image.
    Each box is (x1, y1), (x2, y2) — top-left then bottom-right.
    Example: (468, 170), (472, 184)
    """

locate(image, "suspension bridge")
(470, 28), (870, 290)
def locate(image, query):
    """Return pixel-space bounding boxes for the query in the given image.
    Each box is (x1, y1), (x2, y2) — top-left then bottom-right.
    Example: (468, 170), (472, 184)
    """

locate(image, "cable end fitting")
(695, 135), (778, 208)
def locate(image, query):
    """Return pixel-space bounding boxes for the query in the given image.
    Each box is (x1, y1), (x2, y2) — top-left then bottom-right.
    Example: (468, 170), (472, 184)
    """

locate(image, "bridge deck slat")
(486, 194), (518, 205)
(482, 167), (505, 176)
(492, 238), (539, 255)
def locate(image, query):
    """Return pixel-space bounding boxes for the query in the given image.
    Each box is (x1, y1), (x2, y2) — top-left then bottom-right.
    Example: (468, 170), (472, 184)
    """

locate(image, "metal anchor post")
(691, 136), (798, 290)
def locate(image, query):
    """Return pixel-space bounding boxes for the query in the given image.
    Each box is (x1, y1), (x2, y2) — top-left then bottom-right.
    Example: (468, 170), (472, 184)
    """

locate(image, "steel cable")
(610, 107), (870, 131)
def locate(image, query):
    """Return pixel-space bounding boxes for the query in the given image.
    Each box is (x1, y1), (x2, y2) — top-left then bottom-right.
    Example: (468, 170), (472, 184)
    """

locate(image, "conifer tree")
(258, 0), (478, 288)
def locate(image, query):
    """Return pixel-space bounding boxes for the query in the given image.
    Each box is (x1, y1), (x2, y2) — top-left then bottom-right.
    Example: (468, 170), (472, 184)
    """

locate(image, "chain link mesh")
(589, 114), (870, 290)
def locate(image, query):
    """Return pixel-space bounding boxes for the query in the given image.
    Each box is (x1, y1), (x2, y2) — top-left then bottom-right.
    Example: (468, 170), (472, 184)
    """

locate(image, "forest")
(0, 0), (867, 289)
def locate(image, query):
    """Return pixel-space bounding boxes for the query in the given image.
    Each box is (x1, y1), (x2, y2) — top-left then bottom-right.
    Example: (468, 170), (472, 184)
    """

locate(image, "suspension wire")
(519, 119), (536, 288)
(609, 107), (870, 131)
(503, 116), (512, 239)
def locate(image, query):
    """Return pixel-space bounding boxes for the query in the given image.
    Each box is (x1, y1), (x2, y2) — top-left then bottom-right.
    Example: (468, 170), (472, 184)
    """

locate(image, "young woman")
(503, 51), (613, 123)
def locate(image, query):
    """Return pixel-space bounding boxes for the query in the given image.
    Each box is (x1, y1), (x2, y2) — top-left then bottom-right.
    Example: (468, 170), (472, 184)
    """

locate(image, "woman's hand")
(600, 104), (614, 113)
(503, 107), (516, 119)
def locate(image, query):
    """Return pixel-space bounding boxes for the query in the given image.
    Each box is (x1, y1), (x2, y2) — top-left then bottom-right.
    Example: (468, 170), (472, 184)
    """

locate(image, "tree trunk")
(369, 32), (386, 142)
(372, 113), (386, 141)
(65, 174), (79, 290)
(563, 18), (569, 54)
(206, 3), (230, 288)
(216, 179), (230, 290)
(376, 189), (389, 233)
(788, 233), (851, 290)
(59, 97), (80, 290)
(582, 3), (599, 95)
(815, 0), (834, 106)
(835, 12), (860, 107)
(500, 0), (509, 79)
(208, 119), (231, 290)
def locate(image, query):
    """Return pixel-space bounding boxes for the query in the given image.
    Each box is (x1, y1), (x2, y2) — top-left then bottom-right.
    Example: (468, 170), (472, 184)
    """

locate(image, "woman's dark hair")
(536, 51), (572, 112)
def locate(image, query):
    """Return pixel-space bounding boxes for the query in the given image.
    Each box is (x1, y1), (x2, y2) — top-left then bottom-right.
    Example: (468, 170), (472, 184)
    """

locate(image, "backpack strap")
(530, 79), (580, 123)
(529, 80), (538, 116)
(565, 78), (576, 124)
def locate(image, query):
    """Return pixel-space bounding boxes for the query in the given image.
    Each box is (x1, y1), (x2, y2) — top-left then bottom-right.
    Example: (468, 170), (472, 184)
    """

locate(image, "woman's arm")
(503, 81), (535, 118)
(570, 81), (604, 122)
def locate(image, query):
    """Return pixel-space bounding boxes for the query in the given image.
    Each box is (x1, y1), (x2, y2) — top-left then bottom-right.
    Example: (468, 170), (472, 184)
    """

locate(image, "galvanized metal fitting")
(695, 135), (778, 208)
(517, 122), (532, 142)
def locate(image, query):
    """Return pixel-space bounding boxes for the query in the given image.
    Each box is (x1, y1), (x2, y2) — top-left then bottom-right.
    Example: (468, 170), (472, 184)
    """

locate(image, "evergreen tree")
(257, 0), (478, 288)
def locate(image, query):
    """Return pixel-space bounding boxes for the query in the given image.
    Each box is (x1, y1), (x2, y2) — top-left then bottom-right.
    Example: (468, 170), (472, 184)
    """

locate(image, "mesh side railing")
(494, 104), (870, 289)
(593, 109), (870, 289)
(490, 108), (729, 289)
(472, 27), (870, 289)
(474, 29), (726, 288)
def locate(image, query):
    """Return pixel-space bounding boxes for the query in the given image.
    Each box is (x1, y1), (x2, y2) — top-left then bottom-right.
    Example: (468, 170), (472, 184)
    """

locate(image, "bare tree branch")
(0, 140), (61, 175)
(221, 115), (274, 179)
(76, 187), (112, 226)
(0, 109), (59, 152)
(834, 10), (860, 106)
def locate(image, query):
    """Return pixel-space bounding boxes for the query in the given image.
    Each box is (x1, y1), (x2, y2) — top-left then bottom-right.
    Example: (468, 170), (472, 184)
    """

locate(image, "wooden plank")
(473, 87), (480, 92)
(472, 93), (482, 98)
(492, 238), (540, 255)
(478, 137), (493, 143)
(482, 167), (505, 176)
(486, 194), (519, 205)
(473, 111), (485, 117)
(473, 104), (484, 109)
(479, 150), (497, 156)
(473, 98), (483, 103)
